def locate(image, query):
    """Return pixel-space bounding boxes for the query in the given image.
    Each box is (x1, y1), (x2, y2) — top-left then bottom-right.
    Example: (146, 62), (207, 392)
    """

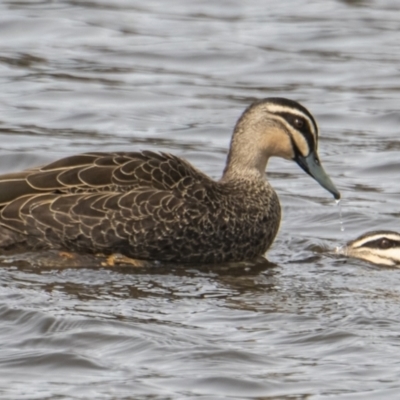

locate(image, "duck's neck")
(221, 124), (270, 183)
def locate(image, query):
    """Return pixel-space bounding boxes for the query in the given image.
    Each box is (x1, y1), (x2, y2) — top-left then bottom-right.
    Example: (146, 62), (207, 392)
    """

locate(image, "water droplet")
(335, 199), (345, 233)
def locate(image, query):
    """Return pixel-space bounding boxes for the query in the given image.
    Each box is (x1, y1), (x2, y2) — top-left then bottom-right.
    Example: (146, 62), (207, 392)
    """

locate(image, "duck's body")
(339, 231), (400, 267)
(0, 98), (339, 263)
(0, 152), (280, 263)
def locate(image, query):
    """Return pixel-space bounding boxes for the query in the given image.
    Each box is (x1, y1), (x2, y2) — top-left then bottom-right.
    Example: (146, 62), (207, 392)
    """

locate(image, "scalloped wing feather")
(0, 151), (209, 196)
(0, 152), (216, 256)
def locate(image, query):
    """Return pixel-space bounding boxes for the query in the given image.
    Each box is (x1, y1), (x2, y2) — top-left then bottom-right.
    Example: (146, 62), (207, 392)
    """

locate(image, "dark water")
(1, 1), (400, 399)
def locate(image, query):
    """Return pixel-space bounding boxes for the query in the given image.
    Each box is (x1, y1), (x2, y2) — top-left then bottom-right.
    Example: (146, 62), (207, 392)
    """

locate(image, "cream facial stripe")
(264, 103), (318, 134)
(356, 251), (399, 267)
(265, 102), (318, 158)
(351, 232), (400, 248)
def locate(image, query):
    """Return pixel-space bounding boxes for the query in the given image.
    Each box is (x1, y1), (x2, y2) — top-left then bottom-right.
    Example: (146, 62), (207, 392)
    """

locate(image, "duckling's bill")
(295, 151), (340, 200)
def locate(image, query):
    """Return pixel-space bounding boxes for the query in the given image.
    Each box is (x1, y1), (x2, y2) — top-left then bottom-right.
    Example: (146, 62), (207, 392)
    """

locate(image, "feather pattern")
(0, 98), (339, 263)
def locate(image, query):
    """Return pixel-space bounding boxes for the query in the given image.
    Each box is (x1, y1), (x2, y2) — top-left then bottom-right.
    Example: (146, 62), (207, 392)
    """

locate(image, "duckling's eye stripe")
(365, 240), (400, 248)
(356, 238), (400, 249)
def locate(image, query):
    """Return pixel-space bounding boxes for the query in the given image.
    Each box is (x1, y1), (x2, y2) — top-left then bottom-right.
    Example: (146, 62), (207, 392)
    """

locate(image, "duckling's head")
(340, 231), (400, 267)
(224, 97), (340, 199)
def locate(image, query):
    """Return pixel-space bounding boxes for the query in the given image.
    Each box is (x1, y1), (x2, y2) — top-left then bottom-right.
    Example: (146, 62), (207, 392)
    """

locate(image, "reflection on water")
(1, 0), (400, 399)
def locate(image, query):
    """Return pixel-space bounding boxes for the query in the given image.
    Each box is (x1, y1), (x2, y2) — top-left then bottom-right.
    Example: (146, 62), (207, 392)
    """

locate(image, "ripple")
(1, 0), (400, 399)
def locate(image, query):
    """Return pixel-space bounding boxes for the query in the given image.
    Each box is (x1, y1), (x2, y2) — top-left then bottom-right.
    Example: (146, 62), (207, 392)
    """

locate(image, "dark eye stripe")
(263, 97), (319, 134)
(362, 239), (400, 249)
(274, 112), (316, 152)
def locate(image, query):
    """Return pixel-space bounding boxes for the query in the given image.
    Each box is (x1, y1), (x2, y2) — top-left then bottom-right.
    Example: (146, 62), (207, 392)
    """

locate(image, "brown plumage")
(0, 98), (340, 263)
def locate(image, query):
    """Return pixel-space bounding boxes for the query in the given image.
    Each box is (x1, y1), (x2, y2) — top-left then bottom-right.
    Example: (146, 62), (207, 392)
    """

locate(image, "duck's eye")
(378, 239), (392, 249)
(293, 118), (304, 129)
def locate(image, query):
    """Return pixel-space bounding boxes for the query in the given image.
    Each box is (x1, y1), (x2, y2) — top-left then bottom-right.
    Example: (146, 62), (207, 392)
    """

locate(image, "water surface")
(1, 1), (400, 399)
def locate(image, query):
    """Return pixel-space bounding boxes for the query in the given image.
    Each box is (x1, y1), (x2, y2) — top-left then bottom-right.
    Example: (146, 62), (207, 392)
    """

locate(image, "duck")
(0, 98), (340, 264)
(338, 231), (400, 267)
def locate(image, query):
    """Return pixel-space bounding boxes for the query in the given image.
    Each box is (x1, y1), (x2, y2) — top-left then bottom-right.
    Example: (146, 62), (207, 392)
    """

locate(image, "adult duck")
(0, 98), (340, 263)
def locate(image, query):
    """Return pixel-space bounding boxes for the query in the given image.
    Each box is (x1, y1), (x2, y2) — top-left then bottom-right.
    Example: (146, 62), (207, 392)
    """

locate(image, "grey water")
(1, 0), (400, 399)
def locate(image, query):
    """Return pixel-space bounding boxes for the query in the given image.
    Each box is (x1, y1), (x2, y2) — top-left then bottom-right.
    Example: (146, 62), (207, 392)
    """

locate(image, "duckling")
(339, 231), (400, 267)
(0, 98), (340, 264)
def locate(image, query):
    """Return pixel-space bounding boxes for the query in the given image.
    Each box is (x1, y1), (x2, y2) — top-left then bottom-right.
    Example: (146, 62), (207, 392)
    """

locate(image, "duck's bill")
(295, 151), (341, 200)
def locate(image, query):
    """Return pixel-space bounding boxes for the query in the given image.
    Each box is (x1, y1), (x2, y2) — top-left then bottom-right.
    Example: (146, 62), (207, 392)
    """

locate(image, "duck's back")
(0, 151), (280, 263)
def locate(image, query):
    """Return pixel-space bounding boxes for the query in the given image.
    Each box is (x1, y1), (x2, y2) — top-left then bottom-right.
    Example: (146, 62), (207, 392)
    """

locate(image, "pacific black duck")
(0, 98), (340, 263)
(338, 231), (400, 267)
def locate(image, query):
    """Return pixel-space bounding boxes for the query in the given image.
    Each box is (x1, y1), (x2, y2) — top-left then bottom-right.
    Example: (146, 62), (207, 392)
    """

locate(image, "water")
(1, 0), (400, 398)
(336, 199), (345, 232)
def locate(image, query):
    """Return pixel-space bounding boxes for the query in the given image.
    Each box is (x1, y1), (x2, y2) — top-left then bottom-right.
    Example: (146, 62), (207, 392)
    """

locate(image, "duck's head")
(339, 231), (400, 267)
(224, 97), (340, 199)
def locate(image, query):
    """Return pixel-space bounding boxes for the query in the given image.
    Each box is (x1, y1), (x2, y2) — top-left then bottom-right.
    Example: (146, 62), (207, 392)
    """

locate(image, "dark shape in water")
(338, 230), (400, 267)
